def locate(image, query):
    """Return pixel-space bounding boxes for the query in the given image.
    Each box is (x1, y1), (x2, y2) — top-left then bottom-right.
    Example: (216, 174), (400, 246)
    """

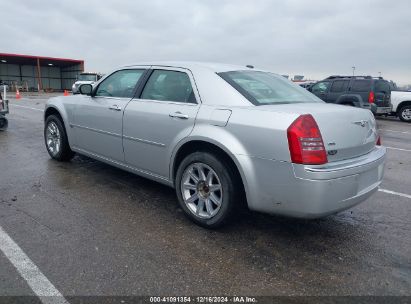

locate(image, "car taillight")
(376, 135), (381, 146)
(368, 91), (375, 104)
(287, 114), (328, 165)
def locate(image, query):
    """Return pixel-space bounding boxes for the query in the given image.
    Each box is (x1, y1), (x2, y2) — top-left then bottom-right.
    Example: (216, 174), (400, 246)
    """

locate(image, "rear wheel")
(175, 152), (238, 228)
(44, 115), (75, 161)
(398, 105), (411, 122)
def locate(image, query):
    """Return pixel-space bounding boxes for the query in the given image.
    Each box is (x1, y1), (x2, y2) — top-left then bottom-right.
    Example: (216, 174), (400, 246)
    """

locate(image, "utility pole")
(352, 66), (356, 76)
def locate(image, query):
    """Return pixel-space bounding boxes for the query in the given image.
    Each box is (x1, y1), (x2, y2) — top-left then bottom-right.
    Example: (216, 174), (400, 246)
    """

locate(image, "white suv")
(72, 72), (102, 94)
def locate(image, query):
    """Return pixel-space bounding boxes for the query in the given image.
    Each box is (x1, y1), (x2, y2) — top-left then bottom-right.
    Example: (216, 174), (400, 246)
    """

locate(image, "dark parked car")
(0, 85), (9, 130)
(308, 76), (392, 114)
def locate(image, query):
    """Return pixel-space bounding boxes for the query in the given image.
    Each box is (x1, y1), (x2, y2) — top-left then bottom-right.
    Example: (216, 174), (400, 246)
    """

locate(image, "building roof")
(0, 53), (83, 67)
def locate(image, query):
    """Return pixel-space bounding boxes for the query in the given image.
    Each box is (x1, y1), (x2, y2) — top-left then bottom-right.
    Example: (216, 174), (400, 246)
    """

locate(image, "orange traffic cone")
(64, 90), (69, 96)
(16, 89), (21, 100)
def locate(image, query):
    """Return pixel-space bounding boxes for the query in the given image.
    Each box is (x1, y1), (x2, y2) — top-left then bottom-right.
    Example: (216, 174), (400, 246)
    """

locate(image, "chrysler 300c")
(44, 62), (386, 228)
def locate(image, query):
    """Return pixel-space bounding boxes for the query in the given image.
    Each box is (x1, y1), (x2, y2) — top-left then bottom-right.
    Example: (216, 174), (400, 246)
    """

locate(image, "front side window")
(219, 71), (322, 105)
(311, 81), (331, 94)
(95, 69), (145, 98)
(141, 70), (196, 103)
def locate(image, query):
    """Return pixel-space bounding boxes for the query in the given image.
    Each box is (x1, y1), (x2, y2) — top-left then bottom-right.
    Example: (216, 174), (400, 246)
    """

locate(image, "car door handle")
(169, 112), (189, 119)
(108, 105), (122, 111)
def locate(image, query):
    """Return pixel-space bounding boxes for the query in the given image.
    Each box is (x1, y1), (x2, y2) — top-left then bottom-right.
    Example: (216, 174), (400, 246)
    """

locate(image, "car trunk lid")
(259, 103), (378, 162)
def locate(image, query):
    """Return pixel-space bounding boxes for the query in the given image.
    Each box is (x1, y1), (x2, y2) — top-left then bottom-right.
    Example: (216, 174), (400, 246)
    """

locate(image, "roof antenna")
(246, 65), (254, 69)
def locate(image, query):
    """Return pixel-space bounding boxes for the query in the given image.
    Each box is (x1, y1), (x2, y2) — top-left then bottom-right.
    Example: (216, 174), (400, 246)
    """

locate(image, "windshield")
(219, 71), (322, 105)
(78, 74), (97, 81)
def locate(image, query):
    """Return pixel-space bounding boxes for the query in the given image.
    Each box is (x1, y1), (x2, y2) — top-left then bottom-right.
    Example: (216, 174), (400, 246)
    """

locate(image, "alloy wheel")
(46, 121), (61, 156)
(180, 162), (223, 219)
(401, 108), (411, 121)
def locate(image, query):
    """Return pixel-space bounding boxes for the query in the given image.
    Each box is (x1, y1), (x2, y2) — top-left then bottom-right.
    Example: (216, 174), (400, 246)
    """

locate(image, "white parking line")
(0, 225), (69, 304)
(379, 129), (411, 134)
(386, 146), (411, 152)
(379, 188), (411, 199)
(11, 104), (44, 112)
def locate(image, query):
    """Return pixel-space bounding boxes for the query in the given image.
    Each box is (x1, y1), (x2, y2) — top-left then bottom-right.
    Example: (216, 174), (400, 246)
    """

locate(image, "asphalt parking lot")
(0, 95), (410, 301)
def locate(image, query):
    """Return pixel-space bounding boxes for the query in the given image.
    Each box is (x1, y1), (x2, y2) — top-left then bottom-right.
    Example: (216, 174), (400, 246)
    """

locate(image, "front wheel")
(44, 115), (75, 161)
(398, 105), (411, 122)
(175, 152), (239, 228)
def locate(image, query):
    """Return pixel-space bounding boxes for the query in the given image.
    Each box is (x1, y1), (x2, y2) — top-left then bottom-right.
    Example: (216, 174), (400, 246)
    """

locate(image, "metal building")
(0, 53), (84, 92)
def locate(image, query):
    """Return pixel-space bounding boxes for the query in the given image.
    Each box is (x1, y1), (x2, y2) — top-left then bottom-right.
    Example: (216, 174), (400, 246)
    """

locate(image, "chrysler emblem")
(353, 120), (368, 127)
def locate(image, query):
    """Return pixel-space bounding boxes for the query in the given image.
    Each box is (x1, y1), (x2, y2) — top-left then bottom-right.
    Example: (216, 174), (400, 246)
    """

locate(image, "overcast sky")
(2, 0), (410, 84)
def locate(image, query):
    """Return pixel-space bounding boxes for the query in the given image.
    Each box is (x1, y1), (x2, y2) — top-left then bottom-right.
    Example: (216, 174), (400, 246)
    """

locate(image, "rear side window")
(374, 80), (390, 93)
(330, 80), (349, 93)
(141, 70), (196, 103)
(351, 80), (371, 92)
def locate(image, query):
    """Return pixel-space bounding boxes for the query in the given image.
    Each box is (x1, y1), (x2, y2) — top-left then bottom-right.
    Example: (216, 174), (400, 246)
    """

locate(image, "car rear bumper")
(239, 146), (386, 218)
(372, 106), (392, 114)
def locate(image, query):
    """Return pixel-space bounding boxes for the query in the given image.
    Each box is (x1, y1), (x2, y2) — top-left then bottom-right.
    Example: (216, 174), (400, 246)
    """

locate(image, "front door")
(310, 81), (331, 102)
(123, 68), (200, 179)
(73, 69), (147, 162)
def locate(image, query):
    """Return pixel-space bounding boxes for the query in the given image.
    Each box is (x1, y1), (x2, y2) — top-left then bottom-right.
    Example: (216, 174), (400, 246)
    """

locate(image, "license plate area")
(357, 167), (379, 192)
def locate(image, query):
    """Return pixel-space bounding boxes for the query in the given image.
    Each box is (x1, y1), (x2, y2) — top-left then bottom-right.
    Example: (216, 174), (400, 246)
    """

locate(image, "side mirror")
(79, 84), (93, 96)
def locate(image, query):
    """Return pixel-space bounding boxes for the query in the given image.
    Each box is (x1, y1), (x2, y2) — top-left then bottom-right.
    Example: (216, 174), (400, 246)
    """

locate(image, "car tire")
(175, 152), (239, 228)
(398, 105), (411, 123)
(44, 115), (75, 161)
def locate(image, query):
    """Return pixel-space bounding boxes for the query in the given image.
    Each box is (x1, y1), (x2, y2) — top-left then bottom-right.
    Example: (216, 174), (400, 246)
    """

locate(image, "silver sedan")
(44, 62), (386, 228)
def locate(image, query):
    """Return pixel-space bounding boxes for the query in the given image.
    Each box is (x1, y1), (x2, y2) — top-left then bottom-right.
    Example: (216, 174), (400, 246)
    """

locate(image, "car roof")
(121, 61), (259, 73)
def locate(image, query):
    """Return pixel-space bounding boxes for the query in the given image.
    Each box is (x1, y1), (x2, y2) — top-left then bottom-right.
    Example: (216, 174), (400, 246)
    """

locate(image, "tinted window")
(141, 70), (195, 103)
(219, 71), (321, 105)
(330, 80), (349, 93)
(96, 70), (145, 98)
(311, 81), (331, 94)
(351, 80), (371, 92)
(374, 80), (390, 93)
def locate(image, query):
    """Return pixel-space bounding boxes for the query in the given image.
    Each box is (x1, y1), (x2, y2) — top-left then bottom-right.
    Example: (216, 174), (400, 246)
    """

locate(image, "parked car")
(72, 72), (103, 94)
(309, 76), (392, 115)
(390, 88), (411, 122)
(44, 62), (386, 228)
(296, 81), (316, 89)
(0, 85), (9, 130)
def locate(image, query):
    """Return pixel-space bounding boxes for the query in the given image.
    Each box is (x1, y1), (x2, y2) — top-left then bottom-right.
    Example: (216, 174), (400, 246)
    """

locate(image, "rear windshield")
(219, 71), (322, 105)
(374, 80), (390, 93)
(78, 74), (97, 81)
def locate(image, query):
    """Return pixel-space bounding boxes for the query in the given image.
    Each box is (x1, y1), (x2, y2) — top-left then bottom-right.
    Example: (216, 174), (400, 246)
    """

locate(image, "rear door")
(310, 81), (331, 101)
(327, 80), (349, 103)
(123, 67), (200, 179)
(73, 69), (147, 162)
(350, 79), (372, 104)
